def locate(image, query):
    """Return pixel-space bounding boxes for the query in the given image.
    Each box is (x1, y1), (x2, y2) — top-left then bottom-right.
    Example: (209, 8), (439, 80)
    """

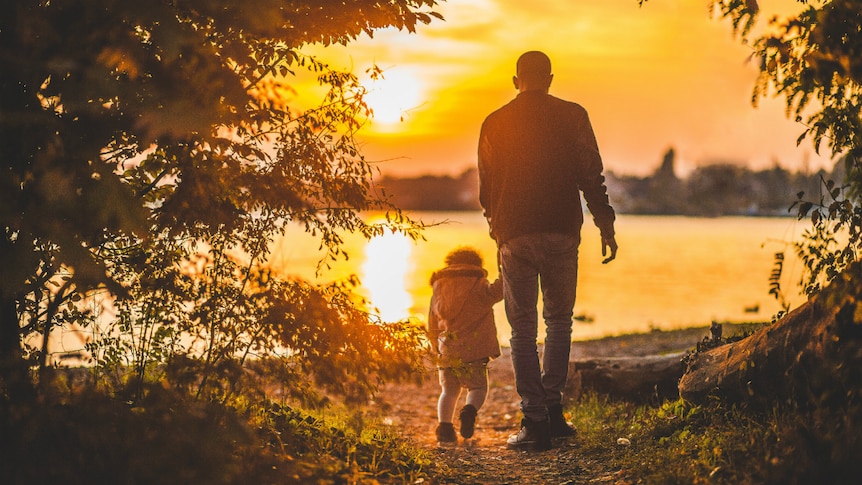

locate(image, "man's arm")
(574, 108), (617, 261)
(478, 124), (497, 240)
(478, 129), (493, 220)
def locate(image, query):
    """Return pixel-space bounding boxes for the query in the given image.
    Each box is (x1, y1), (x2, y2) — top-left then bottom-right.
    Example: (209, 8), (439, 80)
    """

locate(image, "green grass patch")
(568, 393), (861, 484)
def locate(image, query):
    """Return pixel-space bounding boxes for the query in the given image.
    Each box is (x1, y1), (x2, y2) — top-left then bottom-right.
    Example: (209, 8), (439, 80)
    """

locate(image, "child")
(427, 247), (503, 445)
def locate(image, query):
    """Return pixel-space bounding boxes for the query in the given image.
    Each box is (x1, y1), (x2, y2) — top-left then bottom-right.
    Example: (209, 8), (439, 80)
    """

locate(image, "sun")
(362, 68), (423, 127)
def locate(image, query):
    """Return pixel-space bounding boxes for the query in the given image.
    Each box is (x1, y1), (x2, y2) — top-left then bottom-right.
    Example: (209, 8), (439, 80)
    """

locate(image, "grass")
(567, 393), (862, 485)
(4, 316), (860, 484)
(4, 372), (861, 484)
(0, 383), (432, 485)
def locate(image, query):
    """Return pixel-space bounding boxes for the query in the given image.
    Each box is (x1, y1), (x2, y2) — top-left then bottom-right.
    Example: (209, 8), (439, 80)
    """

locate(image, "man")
(478, 51), (618, 451)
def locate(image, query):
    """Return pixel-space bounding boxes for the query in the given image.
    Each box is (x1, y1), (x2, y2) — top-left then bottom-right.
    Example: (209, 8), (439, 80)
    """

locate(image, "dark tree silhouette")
(0, 0), (441, 400)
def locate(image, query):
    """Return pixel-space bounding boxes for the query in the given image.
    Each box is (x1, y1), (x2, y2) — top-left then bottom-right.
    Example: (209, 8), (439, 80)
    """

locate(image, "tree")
(708, 0), (862, 294)
(685, 163), (759, 216)
(0, 1), (442, 400)
(676, 1), (862, 411)
(679, 261), (862, 410)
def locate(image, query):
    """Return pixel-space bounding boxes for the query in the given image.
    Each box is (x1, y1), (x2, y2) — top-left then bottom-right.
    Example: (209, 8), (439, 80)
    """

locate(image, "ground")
(373, 327), (715, 484)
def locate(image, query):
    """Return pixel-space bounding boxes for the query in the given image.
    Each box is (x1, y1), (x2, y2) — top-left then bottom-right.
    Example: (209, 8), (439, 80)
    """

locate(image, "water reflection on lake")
(361, 229), (413, 322)
(270, 212), (808, 343)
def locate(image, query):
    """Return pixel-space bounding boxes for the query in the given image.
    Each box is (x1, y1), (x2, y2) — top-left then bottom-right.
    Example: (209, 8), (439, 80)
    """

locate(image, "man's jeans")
(500, 232), (579, 422)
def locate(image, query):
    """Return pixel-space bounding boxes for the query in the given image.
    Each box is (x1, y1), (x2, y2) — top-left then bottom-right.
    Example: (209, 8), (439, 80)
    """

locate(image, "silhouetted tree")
(380, 168), (481, 210)
(676, 1), (862, 418)
(0, 0), (441, 400)
(712, 0), (862, 294)
(686, 163), (758, 216)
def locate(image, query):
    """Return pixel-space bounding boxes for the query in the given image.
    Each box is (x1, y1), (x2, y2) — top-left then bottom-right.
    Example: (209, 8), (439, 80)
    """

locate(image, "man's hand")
(601, 236), (618, 264)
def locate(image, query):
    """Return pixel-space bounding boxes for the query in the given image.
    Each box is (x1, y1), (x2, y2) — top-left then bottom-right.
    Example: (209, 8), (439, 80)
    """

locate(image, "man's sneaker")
(506, 417), (551, 451)
(548, 404), (577, 438)
(459, 404), (478, 439)
(436, 422), (457, 446)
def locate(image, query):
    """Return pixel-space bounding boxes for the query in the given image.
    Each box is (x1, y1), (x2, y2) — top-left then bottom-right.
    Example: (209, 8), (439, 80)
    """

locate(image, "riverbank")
(568, 321), (765, 357)
(9, 321), (822, 484)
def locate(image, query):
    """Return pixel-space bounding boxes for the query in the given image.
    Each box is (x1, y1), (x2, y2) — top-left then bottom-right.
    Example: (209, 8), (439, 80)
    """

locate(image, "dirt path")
(374, 328), (715, 484)
(374, 347), (625, 484)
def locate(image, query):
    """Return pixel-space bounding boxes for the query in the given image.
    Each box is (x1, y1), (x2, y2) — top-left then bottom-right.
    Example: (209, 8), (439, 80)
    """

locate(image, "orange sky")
(300, 0), (831, 178)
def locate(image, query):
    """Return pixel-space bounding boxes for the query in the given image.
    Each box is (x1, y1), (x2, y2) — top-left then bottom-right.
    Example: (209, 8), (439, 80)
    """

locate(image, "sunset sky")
(301, 0), (831, 178)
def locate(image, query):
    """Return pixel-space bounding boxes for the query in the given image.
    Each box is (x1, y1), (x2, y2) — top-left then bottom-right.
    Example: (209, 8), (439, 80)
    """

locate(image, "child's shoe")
(436, 422), (457, 446)
(459, 404), (477, 439)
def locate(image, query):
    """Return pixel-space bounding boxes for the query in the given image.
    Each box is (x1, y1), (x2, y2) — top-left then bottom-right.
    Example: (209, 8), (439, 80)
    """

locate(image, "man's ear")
(512, 76), (520, 90)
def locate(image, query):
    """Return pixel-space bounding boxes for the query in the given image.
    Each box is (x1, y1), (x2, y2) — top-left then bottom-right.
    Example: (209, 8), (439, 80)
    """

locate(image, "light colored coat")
(427, 263), (503, 368)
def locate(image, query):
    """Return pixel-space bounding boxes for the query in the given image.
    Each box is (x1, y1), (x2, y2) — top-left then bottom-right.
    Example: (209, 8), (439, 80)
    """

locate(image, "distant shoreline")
(380, 162), (835, 217)
(568, 322), (767, 358)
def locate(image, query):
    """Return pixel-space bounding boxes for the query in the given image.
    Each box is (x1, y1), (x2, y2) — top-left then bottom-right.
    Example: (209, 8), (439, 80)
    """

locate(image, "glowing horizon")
(298, 1), (830, 179)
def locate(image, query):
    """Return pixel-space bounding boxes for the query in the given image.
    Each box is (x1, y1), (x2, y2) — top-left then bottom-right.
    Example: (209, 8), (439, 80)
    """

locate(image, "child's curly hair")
(444, 246), (484, 267)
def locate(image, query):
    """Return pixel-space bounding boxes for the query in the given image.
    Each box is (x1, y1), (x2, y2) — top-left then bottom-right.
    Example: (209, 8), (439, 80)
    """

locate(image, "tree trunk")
(679, 263), (862, 408)
(567, 353), (686, 403)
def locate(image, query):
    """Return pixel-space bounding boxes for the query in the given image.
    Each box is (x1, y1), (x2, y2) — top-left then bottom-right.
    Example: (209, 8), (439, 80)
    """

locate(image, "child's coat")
(427, 263), (503, 368)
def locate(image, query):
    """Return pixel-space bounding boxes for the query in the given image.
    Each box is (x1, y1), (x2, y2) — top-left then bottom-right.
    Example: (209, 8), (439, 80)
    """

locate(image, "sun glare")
(363, 69), (422, 127)
(361, 230), (414, 322)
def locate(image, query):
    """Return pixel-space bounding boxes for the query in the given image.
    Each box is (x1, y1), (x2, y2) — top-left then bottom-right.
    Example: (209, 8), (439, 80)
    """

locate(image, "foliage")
(569, 393), (861, 484)
(790, 172), (862, 295)
(768, 250), (790, 313)
(83, 228), (428, 405)
(1, 2), (444, 481)
(0, 384), (432, 484)
(684, 322), (758, 359)
(1, 0), (441, 400)
(255, 402), (433, 483)
(706, 0), (862, 296)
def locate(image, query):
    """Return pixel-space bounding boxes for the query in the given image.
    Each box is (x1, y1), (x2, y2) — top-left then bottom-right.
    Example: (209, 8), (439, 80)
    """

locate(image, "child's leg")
(437, 368), (461, 444)
(438, 368), (462, 423)
(458, 361), (489, 439)
(465, 385), (488, 410)
(463, 361), (490, 410)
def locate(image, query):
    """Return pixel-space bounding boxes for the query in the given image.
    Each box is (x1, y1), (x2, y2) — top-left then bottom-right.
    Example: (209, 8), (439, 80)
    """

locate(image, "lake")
(269, 212), (810, 343)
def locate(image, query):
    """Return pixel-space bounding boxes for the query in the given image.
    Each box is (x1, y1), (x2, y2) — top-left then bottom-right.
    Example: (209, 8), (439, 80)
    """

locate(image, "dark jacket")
(478, 91), (616, 243)
(427, 264), (502, 367)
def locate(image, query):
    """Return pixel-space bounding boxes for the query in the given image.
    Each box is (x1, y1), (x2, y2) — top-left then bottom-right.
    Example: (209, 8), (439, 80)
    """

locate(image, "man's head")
(514, 51), (553, 92)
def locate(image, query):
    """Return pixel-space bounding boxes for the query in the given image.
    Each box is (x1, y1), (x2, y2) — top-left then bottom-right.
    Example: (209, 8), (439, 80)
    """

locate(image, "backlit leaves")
(713, 1), (862, 297)
(3, 0), (440, 400)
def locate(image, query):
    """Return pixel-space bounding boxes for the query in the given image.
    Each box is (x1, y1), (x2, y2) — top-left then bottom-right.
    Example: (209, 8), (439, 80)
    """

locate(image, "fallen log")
(567, 352), (686, 403)
(678, 263), (862, 408)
